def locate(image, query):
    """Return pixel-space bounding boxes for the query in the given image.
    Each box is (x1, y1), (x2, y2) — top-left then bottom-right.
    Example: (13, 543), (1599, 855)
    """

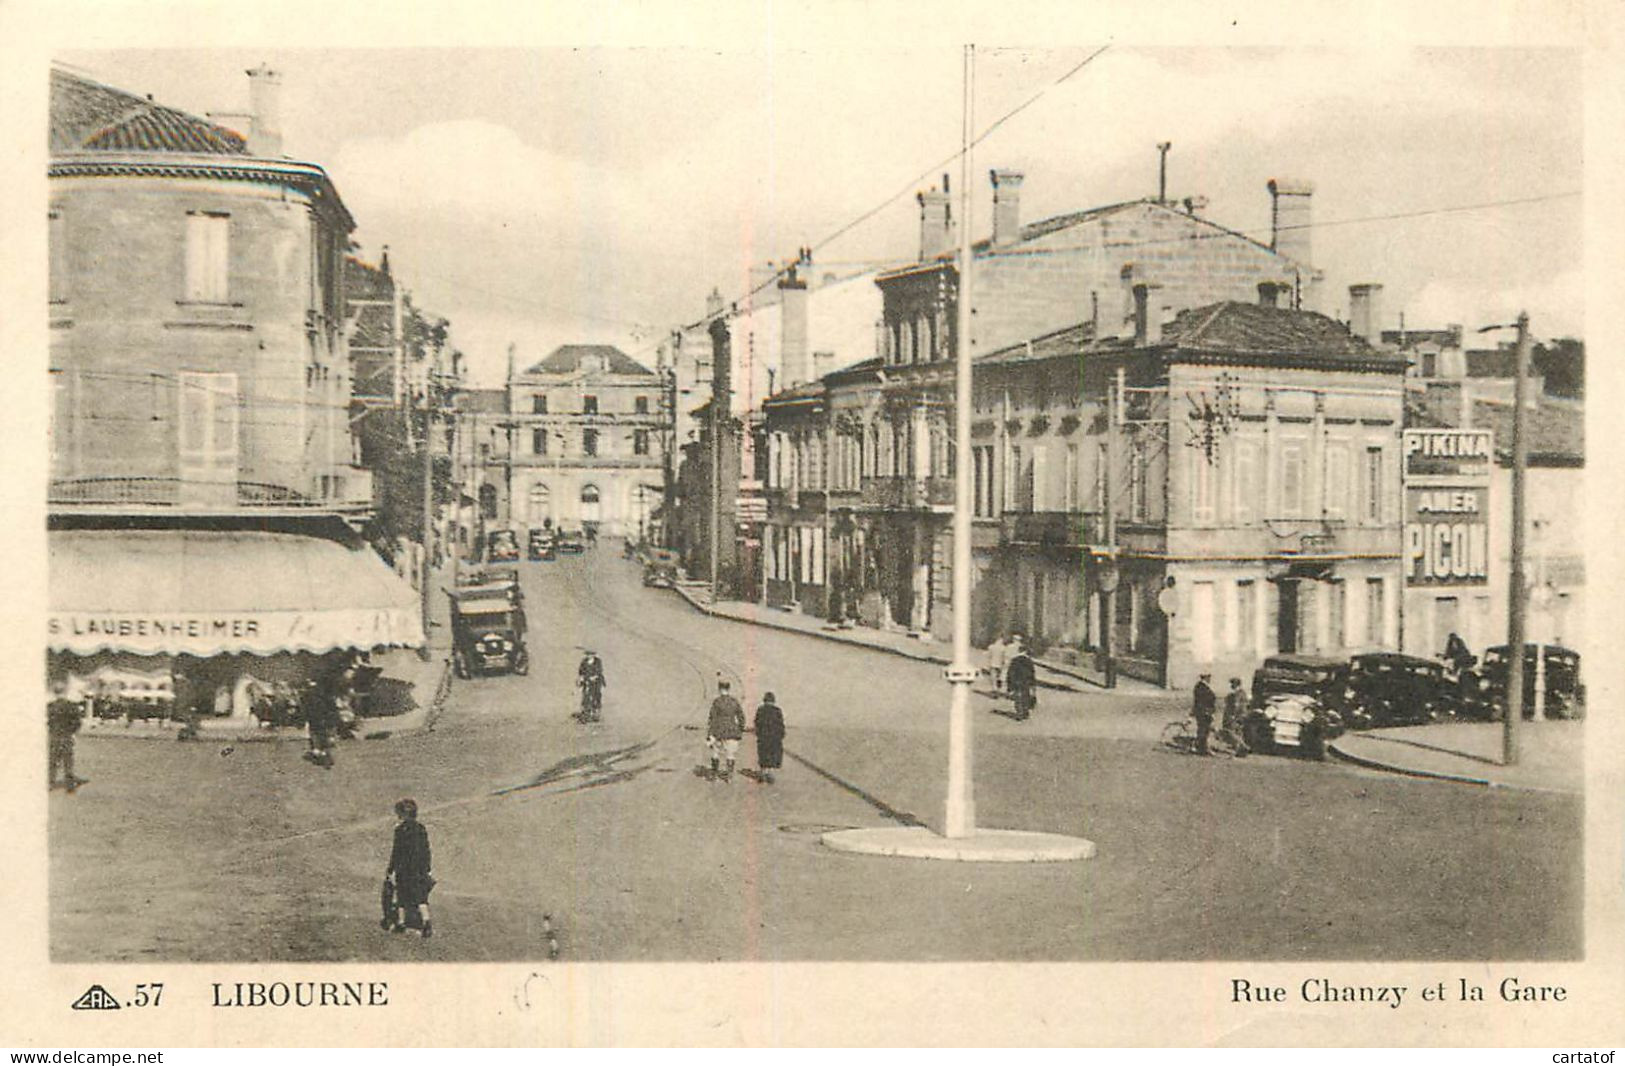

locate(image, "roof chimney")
(1133, 282), (1164, 345)
(1267, 178), (1314, 268)
(990, 168), (1025, 248)
(1257, 281), (1283, 308)
(245, 64), (283, 157)
(917, 183), (954, 261)
(1348, 283), (1382, 344)
(779, 249), (811, 388)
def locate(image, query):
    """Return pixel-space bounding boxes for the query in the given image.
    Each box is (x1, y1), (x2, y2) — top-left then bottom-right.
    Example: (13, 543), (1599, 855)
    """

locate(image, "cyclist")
(577, 650), (606, 722)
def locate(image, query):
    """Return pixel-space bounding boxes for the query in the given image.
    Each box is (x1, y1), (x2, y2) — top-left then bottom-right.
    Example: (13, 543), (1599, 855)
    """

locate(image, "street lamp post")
(1479, 312), (1532, 766)
(944, 44), (978, 839)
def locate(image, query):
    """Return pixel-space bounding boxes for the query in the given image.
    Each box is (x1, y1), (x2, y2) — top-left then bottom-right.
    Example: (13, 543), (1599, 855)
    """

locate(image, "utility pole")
(944, 44), (978, 839)
(419, 346), (437, 662)
(1101, 366), (1124, 689)
(1504, 311), (1531, 766)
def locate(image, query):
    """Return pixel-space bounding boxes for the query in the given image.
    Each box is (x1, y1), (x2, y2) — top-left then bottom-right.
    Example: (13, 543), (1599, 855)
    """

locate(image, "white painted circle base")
(821, 826), (1096, 862)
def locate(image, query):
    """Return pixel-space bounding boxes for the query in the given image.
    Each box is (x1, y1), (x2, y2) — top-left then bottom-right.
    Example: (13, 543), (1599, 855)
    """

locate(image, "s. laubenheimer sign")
(1403, 429), (1493, 587)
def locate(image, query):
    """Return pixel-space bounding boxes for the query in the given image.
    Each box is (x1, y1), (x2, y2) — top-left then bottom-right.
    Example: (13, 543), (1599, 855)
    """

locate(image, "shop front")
(48, 529), (424, 728)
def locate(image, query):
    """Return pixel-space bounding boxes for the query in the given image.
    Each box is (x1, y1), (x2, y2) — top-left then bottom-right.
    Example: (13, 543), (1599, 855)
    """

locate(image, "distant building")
(464, 345), (669, 538)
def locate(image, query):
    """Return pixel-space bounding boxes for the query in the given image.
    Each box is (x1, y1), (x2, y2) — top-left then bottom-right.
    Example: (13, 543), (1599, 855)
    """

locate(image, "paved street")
(50, 547), (1582, 962)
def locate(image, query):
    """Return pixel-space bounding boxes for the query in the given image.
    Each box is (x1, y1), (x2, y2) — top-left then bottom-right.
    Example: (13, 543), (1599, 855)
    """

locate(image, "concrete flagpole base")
(821, 826), (1096, 863)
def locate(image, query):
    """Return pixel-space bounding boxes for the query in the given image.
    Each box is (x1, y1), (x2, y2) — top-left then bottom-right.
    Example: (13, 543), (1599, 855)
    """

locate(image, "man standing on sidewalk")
(1005, 638), (1037, 721)
(47, 675), (86, 792)
(706, 679), (746, 782)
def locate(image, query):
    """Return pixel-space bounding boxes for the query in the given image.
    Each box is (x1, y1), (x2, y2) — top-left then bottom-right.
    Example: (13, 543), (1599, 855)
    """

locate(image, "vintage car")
(447, 580), (529, 679)
(642, 548), (680, 588)
(1243, 692), (1342, 760)
(528, 528), (556, 561)
(1463, 643), (1585, 720)
(554, 529), (586, 554)
(1249, 653), (1350, 711)
(485, 528), (521, 563)
(1341, 652), (1459, 729)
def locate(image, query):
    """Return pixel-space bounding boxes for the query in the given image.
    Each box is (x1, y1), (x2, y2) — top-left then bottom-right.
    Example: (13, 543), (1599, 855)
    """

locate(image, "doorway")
(1277, 580), (1300, 653)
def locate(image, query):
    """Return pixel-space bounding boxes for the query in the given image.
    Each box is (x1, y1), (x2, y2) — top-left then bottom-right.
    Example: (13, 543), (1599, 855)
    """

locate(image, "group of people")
(705, 680), (785, 783)
(1190, 673), (1252, 757)
(985, 633), (1039, 720)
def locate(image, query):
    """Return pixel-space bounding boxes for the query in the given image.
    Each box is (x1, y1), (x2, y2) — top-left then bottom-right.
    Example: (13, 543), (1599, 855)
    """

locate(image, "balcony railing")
(49, 475), (374, 514)
(1000, 510), (1106, 548)
(860, 476), (955, 511)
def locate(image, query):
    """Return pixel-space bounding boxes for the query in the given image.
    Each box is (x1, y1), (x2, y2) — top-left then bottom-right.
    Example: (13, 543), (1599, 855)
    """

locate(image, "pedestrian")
(384, 798), (434, 938)
(1222, 676), (1249, 756)
(706, 679), (746, 782)
(753, 692), (786, 784)
(985, 633), (1010, 694)
(302, 675), (337, 768)
(47, 675), (86, 792)
(1005, 637), (1037, 720)
(1192, 671), (1217, 756)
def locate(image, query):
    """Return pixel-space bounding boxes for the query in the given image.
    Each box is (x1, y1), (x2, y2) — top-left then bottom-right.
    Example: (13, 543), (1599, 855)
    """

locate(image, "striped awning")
(49, 529), (424, 656)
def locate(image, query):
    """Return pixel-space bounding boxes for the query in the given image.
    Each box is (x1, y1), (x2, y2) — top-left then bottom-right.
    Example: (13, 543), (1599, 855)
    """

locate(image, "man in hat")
(1192, 672), (1217, 756)
(47, 675), (86, 792)
(706, 679), (746, 782)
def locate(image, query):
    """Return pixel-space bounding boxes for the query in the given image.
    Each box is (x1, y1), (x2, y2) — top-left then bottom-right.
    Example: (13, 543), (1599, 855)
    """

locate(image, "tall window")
(1325, 443), (1350, 519)
(1191, 450), (1216, 525)
(583, 428), (599, 457)
(1366, 578), (1386, 645)
(1235, 580), (1256, 652)
(1129, 444), (1148, 521)
(532, 395), (548, 414)
(532, 428), (548, 455)
(973, 445), (996, 517)
(184, 212), (231, 302)
(1233, 440), (1259, 524)
(1364, 446), (1384, 523)
(1005, 444), (1022, 510)
(1030, 445), (1047, 510)
(635, 395), (649, 414)
(49, 210), (67, 303)
(582, 395), (598, 415)
(1327, 581), (1346, 649)
(634, 429), (650, 455)
(1279, 440), (1306, 517)
(178, 372), (238, 479)
(1064, 443), (1079, 512)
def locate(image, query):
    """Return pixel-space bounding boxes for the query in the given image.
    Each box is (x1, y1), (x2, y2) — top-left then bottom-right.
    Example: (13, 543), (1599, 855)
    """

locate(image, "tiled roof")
(523, 344), (654, 377)
(1470, 398), (1584, 463)
(50, 67), (248, 156)
(1163, 302), (1403, 364)
(978, 323), (1098, 366)
(453, 389), (509, 415)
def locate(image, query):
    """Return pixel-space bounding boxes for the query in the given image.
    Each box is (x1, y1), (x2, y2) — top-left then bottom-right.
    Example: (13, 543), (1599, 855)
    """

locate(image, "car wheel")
(1301, 725), (1327, 761)
(1243, 718), (1272, 756)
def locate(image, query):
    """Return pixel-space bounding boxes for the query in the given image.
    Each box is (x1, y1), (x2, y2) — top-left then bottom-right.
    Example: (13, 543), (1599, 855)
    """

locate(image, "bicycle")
(1159, 717), (1243, 757)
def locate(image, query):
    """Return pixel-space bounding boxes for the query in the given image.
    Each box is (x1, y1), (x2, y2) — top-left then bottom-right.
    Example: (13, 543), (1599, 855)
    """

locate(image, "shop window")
(1327, 581), (1346, 649)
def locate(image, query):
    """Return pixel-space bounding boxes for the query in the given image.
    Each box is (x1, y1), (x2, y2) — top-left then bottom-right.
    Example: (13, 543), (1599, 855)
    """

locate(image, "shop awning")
(49, 529), (425, 656)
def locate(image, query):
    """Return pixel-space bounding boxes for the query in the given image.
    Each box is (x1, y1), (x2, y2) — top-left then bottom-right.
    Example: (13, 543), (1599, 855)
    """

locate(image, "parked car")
(642, 548), (680, 588)
(528, 528), (555, 561)
(1244, 692), (1342, 760)
(447, 578), (529, 679)
(554, 529), (586, 554)
(1341, 652), (1458, 729)
(1249, 654), (1350, 711)
(1463, 643), (1585, 720)
(485, 528), (520, 563)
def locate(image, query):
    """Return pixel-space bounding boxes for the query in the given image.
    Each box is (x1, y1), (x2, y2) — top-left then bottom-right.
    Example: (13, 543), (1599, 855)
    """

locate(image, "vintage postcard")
(2, 0), (1622, 1048)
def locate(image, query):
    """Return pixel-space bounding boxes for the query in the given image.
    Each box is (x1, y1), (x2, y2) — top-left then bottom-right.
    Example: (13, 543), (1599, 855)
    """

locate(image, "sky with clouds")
(58, 45), (1583, 385)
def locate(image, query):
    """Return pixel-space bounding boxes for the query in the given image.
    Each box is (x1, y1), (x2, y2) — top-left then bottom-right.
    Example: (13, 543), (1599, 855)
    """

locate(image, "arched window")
(580, 483), (602, 523)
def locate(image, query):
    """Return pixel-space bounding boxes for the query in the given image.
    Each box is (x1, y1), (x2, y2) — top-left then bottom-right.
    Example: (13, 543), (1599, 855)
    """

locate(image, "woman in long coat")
(753, 692), (786, 784)
(386, 798), (434, 937)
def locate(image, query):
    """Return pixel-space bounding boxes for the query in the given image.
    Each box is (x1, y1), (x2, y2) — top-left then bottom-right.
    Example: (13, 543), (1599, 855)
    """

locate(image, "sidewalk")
(671, 582), (1166, 697)
(1329, 720), (1583, 794)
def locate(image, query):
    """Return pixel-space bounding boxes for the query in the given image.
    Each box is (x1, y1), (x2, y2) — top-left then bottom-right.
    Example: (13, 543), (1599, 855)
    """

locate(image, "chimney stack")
(990, 168), (1025, 248)
(917, 183), (954, 261)
(245, 64), (283, 157)
(1267, 178), (1314, 268)
(1348, 283), (1383, 344)
(1257, 281), (1283, 308)
(1133, 282), (1165, 345)
(779, 249), (811, 388)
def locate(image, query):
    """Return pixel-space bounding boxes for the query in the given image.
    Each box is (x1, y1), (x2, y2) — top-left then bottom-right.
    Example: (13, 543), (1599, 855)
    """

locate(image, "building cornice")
(49, 151), (356, 231)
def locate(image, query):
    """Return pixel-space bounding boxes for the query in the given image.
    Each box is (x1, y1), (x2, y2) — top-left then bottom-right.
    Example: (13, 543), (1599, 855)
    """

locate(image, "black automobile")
(1464, 643), (1585, 720)
(528, 528), (555, 561)
(554, 529), (586, 554)
(485, 528), (521, 563)
(642, 548), (680, 588)
(1244, 654), (1349, 759)
(447, 580), (529, 679)
(1341, 652), (1458, 729)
